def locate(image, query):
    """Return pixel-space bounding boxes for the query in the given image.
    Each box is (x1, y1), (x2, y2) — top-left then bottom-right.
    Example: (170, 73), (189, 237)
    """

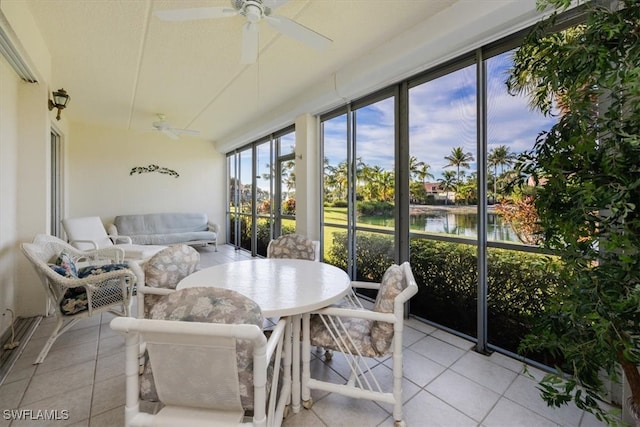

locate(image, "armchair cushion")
(371, 264), (405, 354)
(60, 287), (89, 315)
(77, 263), (130, 278)
(267, 234), (315, 260)
(309, 314), (380, 357)
(141, 287), (264, 410)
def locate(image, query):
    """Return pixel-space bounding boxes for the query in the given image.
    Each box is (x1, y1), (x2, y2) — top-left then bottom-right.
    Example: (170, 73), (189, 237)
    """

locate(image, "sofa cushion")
(114, 213), (209, 235)
(129, 231), (216, 246)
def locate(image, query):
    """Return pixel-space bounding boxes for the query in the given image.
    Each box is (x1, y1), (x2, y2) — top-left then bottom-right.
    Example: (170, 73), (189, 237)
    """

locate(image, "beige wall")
(0, 55), (20, 332)
(68, 122), (226, 231)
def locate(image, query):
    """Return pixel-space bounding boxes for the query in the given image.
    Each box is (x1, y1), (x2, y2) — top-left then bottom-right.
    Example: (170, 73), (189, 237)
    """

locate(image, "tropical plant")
(488, 145), (517, 197)
(495, 193), (542, 245)
(444, 146), (474, 188)
(508, 0), (640, 424)
(438, 170), (458, 205)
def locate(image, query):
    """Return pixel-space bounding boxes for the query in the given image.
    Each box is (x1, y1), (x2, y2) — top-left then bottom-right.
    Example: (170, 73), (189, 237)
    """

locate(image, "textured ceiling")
(25, 0), (456, 147)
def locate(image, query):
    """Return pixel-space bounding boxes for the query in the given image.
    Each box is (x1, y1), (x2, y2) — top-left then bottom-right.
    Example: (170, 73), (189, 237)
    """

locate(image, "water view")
(358, 206), (520, 243)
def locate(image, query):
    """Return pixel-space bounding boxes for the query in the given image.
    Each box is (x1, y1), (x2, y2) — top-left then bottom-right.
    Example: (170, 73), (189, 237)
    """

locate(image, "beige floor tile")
(431, 329), (476, 350)
(450, 351), (519, 394)
(90, 374), (125, 416)
(426, 369), (501, 422)
(21, 360), (95, 405)
(310, 392), (390, 427)
(12, 384), (93, 426)
(32, 340), (98, 375)
(483, 398), (559, 427)
(96, 334), (125, 357)
(401, 325), (426, 347)
(89, 405), (124, 427)
(409, 335), (466, 367)
(1, 362), (36, 385)
(94, 351), (124, 383)
(504, 374), (583, 426)
(367, 363), (421, 404)
(283, 406), (328, 426)
(386, 348), (446, 387)
(403, 390), (476, 427)
(0, 378), (30, 408)
(48, 324), (100, 351)
(487, 350), (526, 374)
(405, 317), (437, 335)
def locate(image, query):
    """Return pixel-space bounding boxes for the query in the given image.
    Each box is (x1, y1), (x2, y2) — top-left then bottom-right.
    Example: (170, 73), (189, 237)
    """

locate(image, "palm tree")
(444, 146), (474, 187)
(416, 162), (434, 185)
(437, 170), (457, 205)
(488, 145), (516, 196)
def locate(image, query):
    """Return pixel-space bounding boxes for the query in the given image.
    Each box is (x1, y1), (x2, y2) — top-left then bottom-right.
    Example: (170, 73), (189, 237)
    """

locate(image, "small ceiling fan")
(151, 114), (200, 140)
(155, 0), (332, 64)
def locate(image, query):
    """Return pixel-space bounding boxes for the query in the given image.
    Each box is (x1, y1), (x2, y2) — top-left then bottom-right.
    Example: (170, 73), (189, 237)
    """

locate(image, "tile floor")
(0, 244), (615, 426)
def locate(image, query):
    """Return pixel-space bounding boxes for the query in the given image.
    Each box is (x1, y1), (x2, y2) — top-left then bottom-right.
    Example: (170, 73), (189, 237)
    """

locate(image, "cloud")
(322, 51), (557, 179)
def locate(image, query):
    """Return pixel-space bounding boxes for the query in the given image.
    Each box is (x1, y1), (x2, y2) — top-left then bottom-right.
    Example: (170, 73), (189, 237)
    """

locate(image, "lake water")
(358, 210), (520, 243)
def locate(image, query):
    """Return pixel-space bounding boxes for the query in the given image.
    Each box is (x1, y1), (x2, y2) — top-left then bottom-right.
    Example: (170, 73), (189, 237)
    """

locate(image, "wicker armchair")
(302, 262), (419, 427)
(21, 234), (137, 364)
(111, 287), (289, 427)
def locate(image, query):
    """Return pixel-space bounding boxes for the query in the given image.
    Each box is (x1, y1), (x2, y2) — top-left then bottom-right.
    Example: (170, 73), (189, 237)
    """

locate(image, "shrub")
(326, 230), (561, 362)
(357, 200), (394, 216)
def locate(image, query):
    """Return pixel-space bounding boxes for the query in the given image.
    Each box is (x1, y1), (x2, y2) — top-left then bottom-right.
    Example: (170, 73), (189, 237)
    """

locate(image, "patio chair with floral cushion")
(21, 234), (137, 364)
(111, 287), (289, 427)
(302, 261), (418, 427)
(266, 234), (316, 261)
(137, 244), (200, 319)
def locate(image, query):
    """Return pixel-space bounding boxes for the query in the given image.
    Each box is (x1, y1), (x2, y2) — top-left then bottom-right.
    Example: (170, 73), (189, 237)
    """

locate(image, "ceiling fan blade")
(241, 22), (259, 64)
(173, 128), (201, 136)
(154, 7), (238, 22)
(161, 128), (180, 140)
(265, 15), (331, 51)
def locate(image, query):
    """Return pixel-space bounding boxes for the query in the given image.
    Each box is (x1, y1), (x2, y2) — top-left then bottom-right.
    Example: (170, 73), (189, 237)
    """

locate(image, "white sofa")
(107, 213), (218, 250)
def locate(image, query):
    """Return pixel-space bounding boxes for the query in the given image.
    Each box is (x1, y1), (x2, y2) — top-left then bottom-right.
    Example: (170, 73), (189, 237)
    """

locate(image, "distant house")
(422, 182), (455, 203)
(424, 182), (442, 194)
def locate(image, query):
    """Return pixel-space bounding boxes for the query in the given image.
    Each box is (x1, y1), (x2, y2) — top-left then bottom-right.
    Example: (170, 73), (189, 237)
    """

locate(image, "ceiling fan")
(154, 0), (332, 64)
(151, 114), (201, 140)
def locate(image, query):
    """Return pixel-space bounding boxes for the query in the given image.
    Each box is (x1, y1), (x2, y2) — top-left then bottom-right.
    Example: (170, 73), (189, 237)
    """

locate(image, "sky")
(323, 50), (558, 181)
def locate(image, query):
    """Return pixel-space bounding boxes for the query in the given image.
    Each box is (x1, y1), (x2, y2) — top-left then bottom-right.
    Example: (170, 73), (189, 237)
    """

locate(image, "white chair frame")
(111, 317), (290, 427)
(301, 262), (418, 427)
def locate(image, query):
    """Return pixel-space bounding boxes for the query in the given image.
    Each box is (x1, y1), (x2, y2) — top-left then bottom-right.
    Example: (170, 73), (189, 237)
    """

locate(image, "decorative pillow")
(77, 263), (129, 278)
(370, 264), (405, 354)
(60, 286), (88, 315)
(54, 252), (78, 278)
(49, 264), (73, 277)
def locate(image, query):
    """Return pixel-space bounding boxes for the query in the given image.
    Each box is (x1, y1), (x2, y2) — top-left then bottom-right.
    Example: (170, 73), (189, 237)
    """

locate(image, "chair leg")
(34, 316), (80, 364)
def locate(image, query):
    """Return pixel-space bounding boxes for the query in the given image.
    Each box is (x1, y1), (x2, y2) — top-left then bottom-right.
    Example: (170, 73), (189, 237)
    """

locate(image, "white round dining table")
(176, 258), (351, 318)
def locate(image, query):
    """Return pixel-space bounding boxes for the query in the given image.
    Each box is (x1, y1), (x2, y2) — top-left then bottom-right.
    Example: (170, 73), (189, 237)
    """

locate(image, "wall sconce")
(48, 88), (70, 120)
